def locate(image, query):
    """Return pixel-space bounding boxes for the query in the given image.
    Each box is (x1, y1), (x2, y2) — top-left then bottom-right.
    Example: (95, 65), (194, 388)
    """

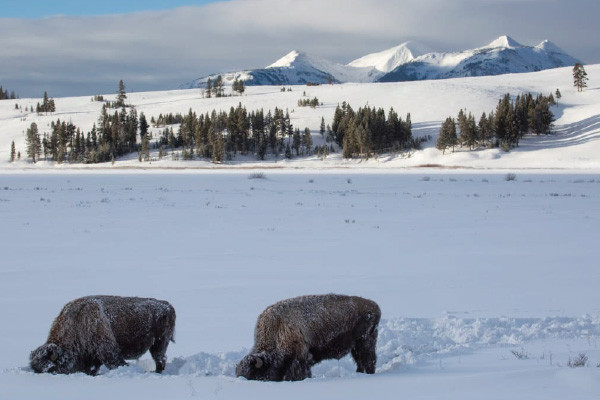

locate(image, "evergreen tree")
(139, 112), (149, 140)
(25, 123), (42, 163)
(292, 128), (301, 156)
(141, 133), (150, 161)
(573, 63), (588, 92)
(116, 80), (127, 107)
(303, 127), (313, 156)
(213, 75), (224, 98)
(478, 112), (493, 147)
(320, 117), (326, 137)
(232, 78), (245, 95)
(10, 140), (16, 162)
(436, 117), (457, 154)
(555, 88), (562, 104)
(212, 128), (224, 163)
(206, 78), (212, 98)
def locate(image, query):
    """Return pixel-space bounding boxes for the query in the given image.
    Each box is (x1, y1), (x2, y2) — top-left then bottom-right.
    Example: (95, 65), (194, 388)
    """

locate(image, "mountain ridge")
(181, 35), (581, 89)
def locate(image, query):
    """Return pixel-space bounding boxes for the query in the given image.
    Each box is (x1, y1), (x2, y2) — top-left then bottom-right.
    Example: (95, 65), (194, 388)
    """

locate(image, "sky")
(1, 0), (599, 98)
(2, 0), (222, 18)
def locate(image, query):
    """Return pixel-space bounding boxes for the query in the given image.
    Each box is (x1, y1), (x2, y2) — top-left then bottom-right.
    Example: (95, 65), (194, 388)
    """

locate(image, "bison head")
(30, 343), (73, 374)
(235, 352), (282, 381)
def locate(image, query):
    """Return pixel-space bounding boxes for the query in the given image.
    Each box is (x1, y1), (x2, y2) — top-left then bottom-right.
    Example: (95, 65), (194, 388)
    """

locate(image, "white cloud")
(0, 0), (597, 97)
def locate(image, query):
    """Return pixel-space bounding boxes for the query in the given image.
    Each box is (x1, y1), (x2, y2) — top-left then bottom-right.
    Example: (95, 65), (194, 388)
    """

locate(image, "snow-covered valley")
(1, 64), (600, 399)
(0, 171), (599, 399)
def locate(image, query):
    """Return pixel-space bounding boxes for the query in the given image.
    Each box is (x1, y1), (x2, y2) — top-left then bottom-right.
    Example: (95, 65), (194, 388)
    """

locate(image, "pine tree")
(573, 63), (588, 92)
(139, 112), (149, 141)
(213, 75), (224, 98)
(436, 117), (457, 154)
(320, 117), (326, 137)
(25, 123), (42, 163)
(116, 80), (127, 107)
(10, 140), (16, 162)
(555, 88), (562, 103)
(206, 78), (212, 98)
(303, 128), (313, 156)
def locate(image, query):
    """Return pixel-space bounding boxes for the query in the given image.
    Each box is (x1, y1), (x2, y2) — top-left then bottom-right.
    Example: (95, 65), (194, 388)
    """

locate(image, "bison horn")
(254, 356), (263, 369)
(50, 349), (58, 362)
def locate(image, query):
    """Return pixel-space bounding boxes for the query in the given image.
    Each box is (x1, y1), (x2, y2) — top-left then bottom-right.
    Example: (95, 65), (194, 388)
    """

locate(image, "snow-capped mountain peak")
(348, 41), (434, 73)
(535, 39), (565, 53)
(485, 35), (523, 49)
(267, 50), (306, 69)
(181, 35), (581, 89)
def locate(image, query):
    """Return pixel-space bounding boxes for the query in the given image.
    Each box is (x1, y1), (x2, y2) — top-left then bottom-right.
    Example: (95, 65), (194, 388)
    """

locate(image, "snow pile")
(155, 315), (600, 378)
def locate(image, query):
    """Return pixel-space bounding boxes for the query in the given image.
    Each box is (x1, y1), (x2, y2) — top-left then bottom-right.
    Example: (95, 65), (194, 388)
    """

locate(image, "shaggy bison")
(30, 295), (175, 375)
(236, 294), (380, 381)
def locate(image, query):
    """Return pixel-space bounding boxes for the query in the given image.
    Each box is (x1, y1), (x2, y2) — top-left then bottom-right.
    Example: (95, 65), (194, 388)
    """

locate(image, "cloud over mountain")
(0, 0), (597, 96)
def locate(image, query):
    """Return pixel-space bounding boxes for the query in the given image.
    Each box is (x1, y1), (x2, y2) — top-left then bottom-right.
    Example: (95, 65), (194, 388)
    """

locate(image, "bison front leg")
(102, 351), (127, 370)
(281, 357), (312, 381)
(351, 328), (377, 374)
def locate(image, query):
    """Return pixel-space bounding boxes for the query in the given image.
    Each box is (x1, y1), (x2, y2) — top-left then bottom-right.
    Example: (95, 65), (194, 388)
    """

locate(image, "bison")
(236, 294), (380, 381)
(30, 295), (176, 375)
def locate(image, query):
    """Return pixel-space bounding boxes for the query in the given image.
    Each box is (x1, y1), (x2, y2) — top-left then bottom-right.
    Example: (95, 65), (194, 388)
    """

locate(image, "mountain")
(181, 36), (581, 88)
(378, 35), (581, 82)
(348, 41), (434, 73)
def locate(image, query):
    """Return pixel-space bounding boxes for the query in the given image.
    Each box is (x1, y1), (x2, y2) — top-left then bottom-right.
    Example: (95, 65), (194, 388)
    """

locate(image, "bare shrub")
(248, 172), (267, 180)
(568, 353), (588, 368)
(505, 173), (517, 181)
(511, 349), (530, 360)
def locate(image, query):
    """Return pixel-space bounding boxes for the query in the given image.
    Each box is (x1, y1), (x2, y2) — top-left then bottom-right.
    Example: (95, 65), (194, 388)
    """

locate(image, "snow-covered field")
(0, 171), (599, 399)
(1, 64), (599, 170)
(1, 66), (600, 398)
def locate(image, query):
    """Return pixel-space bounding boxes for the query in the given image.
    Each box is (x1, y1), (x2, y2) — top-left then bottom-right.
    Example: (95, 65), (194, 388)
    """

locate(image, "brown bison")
(236, 294), (380, 381)
(30, 295), (176, 375)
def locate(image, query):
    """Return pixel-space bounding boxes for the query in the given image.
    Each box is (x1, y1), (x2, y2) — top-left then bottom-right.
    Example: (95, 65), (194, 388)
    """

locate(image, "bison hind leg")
(351, 328), (377, 374)
(150, 337), (171, 373)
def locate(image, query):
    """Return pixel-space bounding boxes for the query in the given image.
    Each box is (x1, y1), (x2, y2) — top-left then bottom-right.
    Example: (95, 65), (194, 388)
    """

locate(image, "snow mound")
(158, 315), (600, 378)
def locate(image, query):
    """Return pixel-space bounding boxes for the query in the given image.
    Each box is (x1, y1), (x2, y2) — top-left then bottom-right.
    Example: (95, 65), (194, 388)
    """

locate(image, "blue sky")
(4, 0), (223, 18)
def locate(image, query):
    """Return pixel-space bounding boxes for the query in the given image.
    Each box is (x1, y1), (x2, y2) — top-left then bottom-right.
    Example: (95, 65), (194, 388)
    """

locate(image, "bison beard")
(30, 296), (175, 375)
(236, 294), (381, 381)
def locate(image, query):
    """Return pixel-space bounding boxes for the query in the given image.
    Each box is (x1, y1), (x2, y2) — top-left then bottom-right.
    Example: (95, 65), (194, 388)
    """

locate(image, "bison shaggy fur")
(236, 294), (381, 381)
(30, 295), (175, 375)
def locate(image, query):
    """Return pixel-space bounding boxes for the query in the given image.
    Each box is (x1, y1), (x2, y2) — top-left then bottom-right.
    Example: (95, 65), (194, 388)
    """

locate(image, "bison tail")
(170, 329), (176, 344)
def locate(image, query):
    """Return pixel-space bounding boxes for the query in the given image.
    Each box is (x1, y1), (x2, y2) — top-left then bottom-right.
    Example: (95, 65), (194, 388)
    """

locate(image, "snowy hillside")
(183, 36), (581, 88)
(3, 64), (599, 171)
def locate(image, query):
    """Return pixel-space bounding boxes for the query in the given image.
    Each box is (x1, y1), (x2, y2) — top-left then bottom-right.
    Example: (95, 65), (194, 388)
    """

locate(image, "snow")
(1, 66), (600, 399)
(1, 171), (600, 398)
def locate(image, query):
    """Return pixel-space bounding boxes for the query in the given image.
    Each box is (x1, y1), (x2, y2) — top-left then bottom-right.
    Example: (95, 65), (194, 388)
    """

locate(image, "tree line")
(0, 86), (18, 100)
(331, 102), (415, 159)
(155, 104), (315, 162)
(16, 101), (321, 164)
(437, 92), (556, 153)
